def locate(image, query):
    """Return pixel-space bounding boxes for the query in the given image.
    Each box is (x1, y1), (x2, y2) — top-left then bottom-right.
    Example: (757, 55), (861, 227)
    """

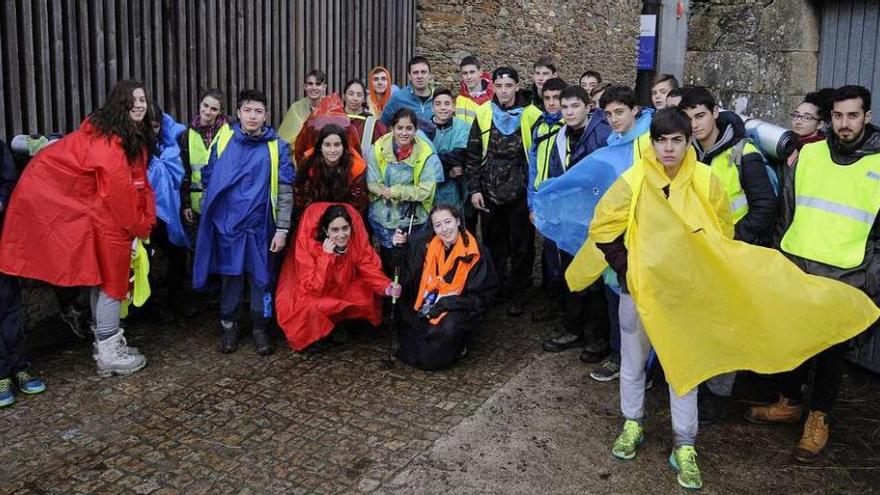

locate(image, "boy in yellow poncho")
(566, 109), (879, 490)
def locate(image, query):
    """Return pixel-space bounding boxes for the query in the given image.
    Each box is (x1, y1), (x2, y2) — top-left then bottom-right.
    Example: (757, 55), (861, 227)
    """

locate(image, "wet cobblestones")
(0, 298), (546, 494)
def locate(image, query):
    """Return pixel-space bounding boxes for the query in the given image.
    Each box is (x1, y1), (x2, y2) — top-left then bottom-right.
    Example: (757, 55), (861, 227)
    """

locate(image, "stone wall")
(416, 0), (640, 92)
(684, 0), (821, 125)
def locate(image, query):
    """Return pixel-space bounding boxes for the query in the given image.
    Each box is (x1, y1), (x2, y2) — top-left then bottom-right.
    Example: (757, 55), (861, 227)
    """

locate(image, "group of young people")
(0, 52), (877, 492)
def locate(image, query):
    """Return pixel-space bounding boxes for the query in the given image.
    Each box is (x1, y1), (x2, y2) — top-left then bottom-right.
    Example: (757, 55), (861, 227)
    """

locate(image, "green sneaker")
(0, 377), (14, 408)
(612, 420), (644, 460)
(14, 371), (46, 395)
(669, 445), (703, 490)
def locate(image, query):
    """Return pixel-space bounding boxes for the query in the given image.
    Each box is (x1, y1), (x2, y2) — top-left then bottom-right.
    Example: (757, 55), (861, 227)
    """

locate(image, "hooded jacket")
(455, 73), (494, 124)
(693, 111), (778, 245)
(148, 113), (189, 248)
(464, 90), (531, 205)
(780, 123), (880, 300)
(368, 66), (398, 118)
(380, 84), (435, 127)
(546, 108), (612, 179)
(275, 202), (390, 351)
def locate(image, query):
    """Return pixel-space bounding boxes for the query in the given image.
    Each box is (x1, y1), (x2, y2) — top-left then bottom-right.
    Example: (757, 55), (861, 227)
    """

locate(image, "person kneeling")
(275, 203), (400, 352)
(394, 204), (498, 370)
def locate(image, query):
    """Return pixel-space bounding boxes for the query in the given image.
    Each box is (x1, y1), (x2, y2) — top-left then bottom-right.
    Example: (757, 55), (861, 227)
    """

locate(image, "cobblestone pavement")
(2, 291), (879, 494)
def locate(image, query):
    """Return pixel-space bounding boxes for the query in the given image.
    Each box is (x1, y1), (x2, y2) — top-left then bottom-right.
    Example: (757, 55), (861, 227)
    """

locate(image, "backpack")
(729, 139), (780, 197)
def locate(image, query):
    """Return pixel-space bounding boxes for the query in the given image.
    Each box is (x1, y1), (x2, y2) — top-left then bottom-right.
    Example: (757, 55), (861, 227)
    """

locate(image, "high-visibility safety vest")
(187, 123), (230, 214)
(520, 104), (544, 155)
(781, 141), (880, 269)
(533, 118), (562, 189)
(708, 139), (760, 224)
(213, 125), (281, 222)
(454, 96), (487, 125)
(373, 133), (437, 214)
(347, 113), (378, 158)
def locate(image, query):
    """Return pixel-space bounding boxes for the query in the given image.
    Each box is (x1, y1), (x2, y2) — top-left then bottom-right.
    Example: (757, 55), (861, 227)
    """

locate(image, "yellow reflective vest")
(532, 118), (562, 189)
(455, 95), (489, 125)
(520, 104), (543, 155)
(707, 139), (760, 224)
(187, 124), (230, 214)
(781, 141), (880, 269)
(212, 126), (281, 221)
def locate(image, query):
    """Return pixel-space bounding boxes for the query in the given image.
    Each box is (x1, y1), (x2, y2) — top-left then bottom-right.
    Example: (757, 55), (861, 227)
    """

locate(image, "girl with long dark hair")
(294, 124), (369, 215)
(0, 80), (157, 377)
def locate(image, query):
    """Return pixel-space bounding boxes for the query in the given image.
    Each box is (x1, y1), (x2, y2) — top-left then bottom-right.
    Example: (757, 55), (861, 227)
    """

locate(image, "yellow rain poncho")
(566, 144), (880, 396)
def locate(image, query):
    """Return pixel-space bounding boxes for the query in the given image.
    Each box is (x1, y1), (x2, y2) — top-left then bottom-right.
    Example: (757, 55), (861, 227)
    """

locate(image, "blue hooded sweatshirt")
(380, 84), (435, 128)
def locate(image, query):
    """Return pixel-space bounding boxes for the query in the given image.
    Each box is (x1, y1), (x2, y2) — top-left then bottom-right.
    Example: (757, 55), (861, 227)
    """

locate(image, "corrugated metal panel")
(0, 0), (417, 140)
(818, 0), (880, 123)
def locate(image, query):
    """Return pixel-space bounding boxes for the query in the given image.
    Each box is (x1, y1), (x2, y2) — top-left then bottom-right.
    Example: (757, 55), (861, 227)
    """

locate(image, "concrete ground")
(2, 291), (879, 494)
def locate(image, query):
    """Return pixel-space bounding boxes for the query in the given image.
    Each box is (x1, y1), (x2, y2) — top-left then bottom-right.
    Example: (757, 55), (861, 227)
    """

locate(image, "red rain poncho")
(275, 202), (390, 351)
(0, 120), (155, 300)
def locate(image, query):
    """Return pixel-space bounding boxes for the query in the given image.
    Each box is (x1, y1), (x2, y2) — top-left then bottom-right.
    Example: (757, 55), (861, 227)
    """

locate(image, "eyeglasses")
(790, 112), (818, 122)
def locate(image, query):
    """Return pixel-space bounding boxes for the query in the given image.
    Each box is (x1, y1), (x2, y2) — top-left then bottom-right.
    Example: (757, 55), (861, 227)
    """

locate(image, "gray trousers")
(90, 287), (121, 341)
(619, 293), (698, 447)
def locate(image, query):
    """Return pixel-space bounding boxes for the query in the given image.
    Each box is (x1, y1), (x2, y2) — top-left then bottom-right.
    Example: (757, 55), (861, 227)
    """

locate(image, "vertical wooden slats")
(1, 0), (417, 140)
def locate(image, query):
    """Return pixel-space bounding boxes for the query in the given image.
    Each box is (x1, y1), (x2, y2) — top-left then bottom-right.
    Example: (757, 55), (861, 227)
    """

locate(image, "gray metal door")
(818, 0), (880, 123)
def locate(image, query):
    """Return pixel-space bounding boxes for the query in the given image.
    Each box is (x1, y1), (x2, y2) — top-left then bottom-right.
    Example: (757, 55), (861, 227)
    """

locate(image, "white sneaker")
(91, 326), (141, 358)
(95, 332), (147, 377)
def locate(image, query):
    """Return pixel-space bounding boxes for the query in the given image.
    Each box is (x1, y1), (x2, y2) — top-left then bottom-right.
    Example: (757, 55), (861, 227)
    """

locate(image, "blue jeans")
(220, 274), (269, 324)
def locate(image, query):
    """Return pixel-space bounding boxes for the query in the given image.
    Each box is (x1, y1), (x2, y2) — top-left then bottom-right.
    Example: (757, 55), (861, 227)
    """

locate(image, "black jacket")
(693, 111), (778, 245)
(779, 124), (880, 301)
(399, 230), (498, 319)
(464, 91), (530, 206)
(0, 140), (18, 232)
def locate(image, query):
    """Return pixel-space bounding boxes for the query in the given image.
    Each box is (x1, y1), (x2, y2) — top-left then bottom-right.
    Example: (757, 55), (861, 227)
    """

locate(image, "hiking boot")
(219, 320), (239, 354)
(0, 378), (14, 408)
(579, 338), (609, 363)
(95, 332), (147, 378)
(669, 445), (703, 490)
(253, 326), (274, 356)
(793, 410), (829, 463)
(60, 305), (87, 339)
(542, 331), (584, 352)
(92, 326), (142, 359)
(744, 395), (802, 424)
(590, 353), (621, 382)
(611, 419), (644, 460)
(14, 370), (46, 395)
(698, 387), (730, 425)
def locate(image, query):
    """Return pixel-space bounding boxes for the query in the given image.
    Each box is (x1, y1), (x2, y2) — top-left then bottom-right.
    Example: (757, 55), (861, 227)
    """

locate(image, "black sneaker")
(698, 386), (731, 424)
(579, 339), (609, 364)
(253, 327), (274, 356)
(590, 353), (621, 382)
(542, 332), (585, 352)
(219, 321), (239, 354)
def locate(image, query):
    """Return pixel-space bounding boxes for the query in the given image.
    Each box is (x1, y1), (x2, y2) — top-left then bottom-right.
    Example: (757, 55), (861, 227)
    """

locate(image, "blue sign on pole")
(637, 14), (657, 70)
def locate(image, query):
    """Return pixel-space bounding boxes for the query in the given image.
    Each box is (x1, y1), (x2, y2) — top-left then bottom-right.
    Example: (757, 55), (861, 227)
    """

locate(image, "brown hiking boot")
(744, 395), (803, 424)
(793, 410), (829, 463)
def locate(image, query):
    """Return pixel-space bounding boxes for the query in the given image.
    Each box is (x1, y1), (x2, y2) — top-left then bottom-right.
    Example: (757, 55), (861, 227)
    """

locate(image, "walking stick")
(381, 209), (415, 368)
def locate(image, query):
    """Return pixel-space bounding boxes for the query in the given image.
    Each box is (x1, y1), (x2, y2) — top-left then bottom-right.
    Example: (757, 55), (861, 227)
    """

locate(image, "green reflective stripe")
(796, 195), (876, 224)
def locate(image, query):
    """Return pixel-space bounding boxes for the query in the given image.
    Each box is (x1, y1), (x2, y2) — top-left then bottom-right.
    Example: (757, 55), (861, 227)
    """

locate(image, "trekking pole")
(382, 266), (401, 368)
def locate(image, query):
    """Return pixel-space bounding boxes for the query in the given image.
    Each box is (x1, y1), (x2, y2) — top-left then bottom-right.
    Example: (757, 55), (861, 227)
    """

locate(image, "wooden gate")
(0, 0), (417, 140)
